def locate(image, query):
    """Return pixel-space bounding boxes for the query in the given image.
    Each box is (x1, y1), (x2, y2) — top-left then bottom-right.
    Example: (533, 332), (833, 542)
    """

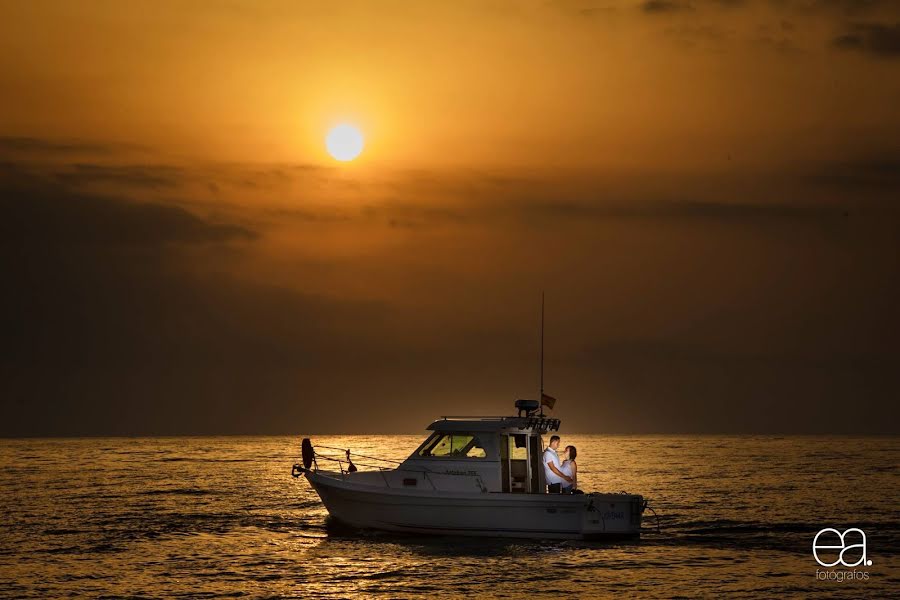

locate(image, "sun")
(325, 123), (364, 161)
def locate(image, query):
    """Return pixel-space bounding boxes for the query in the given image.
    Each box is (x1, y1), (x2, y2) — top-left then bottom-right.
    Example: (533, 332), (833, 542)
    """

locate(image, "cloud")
(0, 162), (388, 436)
(1, 136), (323, 198)
(1, 142), (897, 435)
(807, 1), (899, 17)
(54, 164), (185, 190)
(0, 136), (143, 158)
(664, 23), (731, 49)
(0, 168), (256, 246)
(627, 0), (900, 58)
(641, 0), (692, 14)
(544, 1), (614, 18)
(247, 157), (898, 231)
(262, 190), (849, 231)
(572, 337), (899, 433)
(803, 156), (900, 189)
(832, 22), (900, 58)
(511, 197), (846, 223)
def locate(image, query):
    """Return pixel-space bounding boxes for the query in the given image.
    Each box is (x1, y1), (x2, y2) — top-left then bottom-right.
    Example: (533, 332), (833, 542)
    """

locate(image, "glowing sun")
(325, 123), (364, 161)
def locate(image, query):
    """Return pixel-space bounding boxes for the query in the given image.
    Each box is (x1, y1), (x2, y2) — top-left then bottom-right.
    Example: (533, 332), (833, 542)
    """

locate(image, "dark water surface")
(1, 435), (897, 598)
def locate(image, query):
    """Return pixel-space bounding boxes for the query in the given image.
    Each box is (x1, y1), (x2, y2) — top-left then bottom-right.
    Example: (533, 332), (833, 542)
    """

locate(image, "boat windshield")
(418, 433), (486, 458)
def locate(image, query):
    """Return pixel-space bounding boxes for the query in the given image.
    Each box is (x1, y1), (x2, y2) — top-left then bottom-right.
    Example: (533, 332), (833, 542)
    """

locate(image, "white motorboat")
(292, 400), (649, 540)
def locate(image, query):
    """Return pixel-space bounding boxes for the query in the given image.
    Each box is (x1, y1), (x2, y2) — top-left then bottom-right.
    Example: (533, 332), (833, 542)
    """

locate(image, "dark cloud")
(0, 149), (898, 436)
(641, 1), (692, 14)
(573, 338), (899, 434)
(628, 0), (900, 58)
(754, 34), (800, 54)
(543, 1), (619, 19)
(832, 22), (900, 58)
(665, 24), (730, 48)
(0, 136), (143, 158)
(0, 164), (389, 436)
(803, 156), (900, 189)
(512, 197), (846, 222)
(0, 170), (256, 246)
(54, 164), (184, 190)
(250, 156), (900, 232)
(266, 193), (850, 232)
(634, 0), (741, 14)
(807, 0), (898, 17)
(0, 137), (323, 198)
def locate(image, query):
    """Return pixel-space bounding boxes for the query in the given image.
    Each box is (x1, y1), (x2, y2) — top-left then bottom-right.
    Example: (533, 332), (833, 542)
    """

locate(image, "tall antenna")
(540, 291), (545, 416)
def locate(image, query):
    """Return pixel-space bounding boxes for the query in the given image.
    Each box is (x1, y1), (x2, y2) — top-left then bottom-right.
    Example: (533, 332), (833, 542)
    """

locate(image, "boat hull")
(305, 470), (643, 540)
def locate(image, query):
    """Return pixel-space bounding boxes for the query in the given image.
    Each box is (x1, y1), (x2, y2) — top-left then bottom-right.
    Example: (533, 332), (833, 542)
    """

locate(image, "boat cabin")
(399, 406), (560, 494)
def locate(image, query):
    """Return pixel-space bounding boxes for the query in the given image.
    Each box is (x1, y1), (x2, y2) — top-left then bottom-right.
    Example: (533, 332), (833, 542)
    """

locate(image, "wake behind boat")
(292, 400), (649, 540)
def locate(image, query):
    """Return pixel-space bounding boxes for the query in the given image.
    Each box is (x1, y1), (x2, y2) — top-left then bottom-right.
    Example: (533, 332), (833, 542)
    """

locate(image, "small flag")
(541, 393), (557, 410)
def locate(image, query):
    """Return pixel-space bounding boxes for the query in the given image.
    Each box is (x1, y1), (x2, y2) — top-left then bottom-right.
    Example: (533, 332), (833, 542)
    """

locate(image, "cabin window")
(418, 433), (486, 458)
(508, 435), (529, 460)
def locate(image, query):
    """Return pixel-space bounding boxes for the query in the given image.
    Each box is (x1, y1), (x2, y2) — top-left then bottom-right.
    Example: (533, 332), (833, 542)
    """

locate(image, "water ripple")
(1, 435), (897, 598)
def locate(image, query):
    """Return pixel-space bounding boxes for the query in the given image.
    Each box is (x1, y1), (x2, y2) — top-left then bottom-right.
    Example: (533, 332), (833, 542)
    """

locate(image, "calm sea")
(1, 435), (897, 598)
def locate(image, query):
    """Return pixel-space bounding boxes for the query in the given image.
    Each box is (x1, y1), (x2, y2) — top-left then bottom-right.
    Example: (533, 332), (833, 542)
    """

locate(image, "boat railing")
(292, 438), (487, 481)
(440, 415), (508, 419)
(439, 415), (560, 430)
(304, 443), (486, 489)
(312, 444), (403, 476)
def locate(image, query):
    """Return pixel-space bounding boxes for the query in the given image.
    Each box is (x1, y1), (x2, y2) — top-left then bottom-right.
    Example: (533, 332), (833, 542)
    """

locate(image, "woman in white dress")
(560, 445), (577, 493)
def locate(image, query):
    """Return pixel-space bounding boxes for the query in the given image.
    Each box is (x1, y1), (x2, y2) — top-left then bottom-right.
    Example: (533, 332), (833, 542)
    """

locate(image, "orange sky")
(1, 1), (898, 435)
(3, 1), (898, 169)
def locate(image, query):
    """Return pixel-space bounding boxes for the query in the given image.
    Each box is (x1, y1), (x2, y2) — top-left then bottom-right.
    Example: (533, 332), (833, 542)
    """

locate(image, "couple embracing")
(543, 435), (578, 493)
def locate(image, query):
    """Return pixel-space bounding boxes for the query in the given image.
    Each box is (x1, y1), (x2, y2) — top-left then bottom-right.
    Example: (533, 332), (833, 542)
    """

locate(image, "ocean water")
(1, 435), (897, 599)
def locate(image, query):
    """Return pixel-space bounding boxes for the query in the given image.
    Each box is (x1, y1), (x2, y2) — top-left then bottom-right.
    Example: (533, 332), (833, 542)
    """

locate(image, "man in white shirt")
(543, 435), (573, 493)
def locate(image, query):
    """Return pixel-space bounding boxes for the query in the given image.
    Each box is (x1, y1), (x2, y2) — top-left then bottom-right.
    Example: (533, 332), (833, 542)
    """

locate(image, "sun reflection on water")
(0, 435), (897, 598)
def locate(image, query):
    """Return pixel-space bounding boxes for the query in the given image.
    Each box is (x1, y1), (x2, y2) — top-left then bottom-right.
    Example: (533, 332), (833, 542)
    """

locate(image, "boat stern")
(581, 493), (645, 539)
